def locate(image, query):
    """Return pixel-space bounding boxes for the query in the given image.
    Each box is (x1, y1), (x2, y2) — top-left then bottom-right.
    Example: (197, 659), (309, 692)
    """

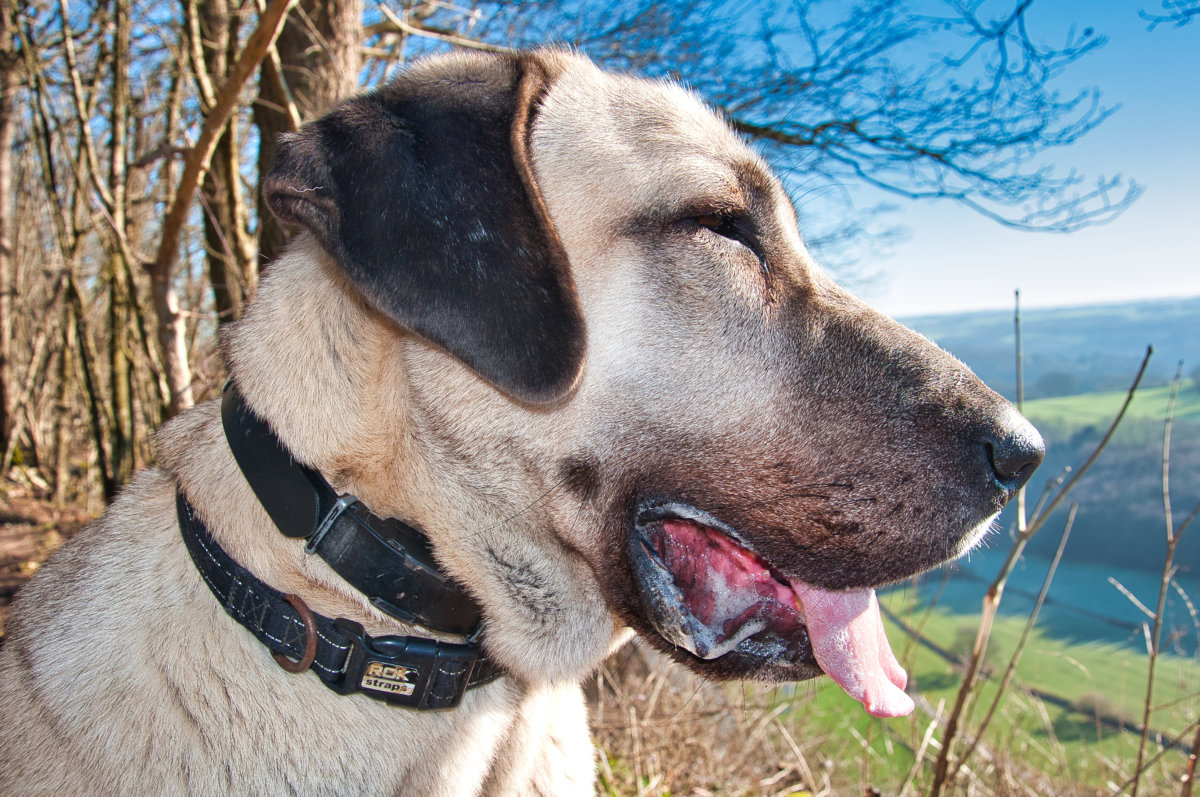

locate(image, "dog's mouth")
(630, 503), (914, 718)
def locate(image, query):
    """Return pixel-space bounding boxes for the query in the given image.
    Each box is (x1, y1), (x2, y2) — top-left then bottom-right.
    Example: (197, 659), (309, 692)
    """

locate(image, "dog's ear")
(262, 54), (583, 405)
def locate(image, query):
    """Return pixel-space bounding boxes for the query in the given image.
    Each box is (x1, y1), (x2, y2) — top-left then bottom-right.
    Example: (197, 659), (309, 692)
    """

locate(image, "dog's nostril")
(985, 416), (1045, 491)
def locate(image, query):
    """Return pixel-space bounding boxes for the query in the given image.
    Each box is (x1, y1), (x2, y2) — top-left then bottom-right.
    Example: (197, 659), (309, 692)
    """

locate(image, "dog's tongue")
(792, 583), (914, 718)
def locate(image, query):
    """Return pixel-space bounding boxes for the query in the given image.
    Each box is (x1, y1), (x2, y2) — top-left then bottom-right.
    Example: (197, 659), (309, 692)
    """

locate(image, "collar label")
(361, 661), (418, 696)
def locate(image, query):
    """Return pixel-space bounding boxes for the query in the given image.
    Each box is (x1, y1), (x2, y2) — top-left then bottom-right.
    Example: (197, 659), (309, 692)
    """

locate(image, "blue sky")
(850, 2), (1199, 318)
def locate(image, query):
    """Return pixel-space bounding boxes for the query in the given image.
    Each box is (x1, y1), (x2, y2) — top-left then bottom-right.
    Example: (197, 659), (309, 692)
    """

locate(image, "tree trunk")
(107, 0), (135, 486)
(66, 275), (114, 501)
(254, 0), (362, 267)
(0, 0), (17, 448)
(53, 320), (72, 507)
(196, 0), (255, 325)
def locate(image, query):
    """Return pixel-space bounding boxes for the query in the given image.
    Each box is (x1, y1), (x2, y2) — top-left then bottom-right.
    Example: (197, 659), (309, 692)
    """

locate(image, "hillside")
(899, 295), (1200, 401)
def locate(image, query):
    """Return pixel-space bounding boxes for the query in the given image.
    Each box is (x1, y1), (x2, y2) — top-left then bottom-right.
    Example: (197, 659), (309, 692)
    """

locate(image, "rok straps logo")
(360, 661), (417, 696)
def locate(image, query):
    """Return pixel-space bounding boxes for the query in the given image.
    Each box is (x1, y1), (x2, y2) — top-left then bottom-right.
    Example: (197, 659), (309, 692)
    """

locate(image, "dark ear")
(263, 53), (583, 405)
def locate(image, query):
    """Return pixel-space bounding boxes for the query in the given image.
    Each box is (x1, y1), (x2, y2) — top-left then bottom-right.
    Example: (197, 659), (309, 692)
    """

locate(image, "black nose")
(985, 413), (1045, 491)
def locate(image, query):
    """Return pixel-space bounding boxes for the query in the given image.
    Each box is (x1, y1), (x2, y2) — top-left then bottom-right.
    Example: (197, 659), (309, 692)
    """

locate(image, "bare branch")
(150, 0), (294, 414)
(1141, 0), (1200, 28)
(375, 6), (518, 55)
(256, 0), (302, 131)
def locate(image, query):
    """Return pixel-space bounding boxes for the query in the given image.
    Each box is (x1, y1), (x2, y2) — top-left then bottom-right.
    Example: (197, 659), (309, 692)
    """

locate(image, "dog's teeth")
(792, 594), (806, 622)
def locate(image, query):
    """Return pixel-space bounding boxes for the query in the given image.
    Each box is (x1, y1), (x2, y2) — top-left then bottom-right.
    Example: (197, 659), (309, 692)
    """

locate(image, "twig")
(1132, 362), (1189, 796)
(1110, 576), (1159, 621)
(1014, 289), (1027, 521)
(1182, 722), (1200, 797)
(1168, 579), (1199, 648)
(899, 700), (944, 797)
(773, 719), (818, 791)
(1113, 715), (1200, 794)
(930, 347), (1153, 796)
(953, 503), (1077, 773)
(376, 6), (517, 54)
(1023, 346), (1153, 541)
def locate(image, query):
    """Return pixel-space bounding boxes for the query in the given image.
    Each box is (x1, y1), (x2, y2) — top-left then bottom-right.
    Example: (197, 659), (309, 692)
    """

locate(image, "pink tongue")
(792, 583), (914, 718)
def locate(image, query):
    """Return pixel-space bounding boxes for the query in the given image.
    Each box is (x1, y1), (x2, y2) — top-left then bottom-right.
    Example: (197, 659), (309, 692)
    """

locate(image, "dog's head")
(257, 50), (1042, 717)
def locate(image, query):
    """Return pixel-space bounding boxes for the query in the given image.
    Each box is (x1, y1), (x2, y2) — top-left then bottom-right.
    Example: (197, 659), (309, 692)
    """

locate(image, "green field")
(773, 594), (1200, 792)
(1021, 380), (1200, 428)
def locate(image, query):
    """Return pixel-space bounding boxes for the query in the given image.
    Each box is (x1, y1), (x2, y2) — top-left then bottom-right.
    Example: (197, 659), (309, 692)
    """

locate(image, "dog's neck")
(155, 238), (459, 640)
(199, 236), (621, 682)
(218, 380), (484, 634)
(223, 238), (426, 514)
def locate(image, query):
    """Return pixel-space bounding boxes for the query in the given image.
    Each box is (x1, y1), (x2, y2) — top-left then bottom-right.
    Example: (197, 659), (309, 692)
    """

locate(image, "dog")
(0, 49), (1042, 795)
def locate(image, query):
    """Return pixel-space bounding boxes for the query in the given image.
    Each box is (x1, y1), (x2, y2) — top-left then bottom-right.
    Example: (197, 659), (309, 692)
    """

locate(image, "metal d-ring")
(274, 593), (318, 673)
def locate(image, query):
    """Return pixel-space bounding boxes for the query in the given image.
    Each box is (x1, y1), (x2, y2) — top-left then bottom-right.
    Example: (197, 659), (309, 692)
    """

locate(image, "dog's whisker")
(478, 475), (571, 536)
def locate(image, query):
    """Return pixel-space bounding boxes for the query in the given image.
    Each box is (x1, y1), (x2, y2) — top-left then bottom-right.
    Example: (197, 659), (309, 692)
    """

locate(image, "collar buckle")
(332, 618), (480, 710)
(305, 495), (359, 554)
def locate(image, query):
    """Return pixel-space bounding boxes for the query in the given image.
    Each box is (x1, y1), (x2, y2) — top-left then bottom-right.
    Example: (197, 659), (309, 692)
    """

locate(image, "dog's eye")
(694, 214), (768, 272)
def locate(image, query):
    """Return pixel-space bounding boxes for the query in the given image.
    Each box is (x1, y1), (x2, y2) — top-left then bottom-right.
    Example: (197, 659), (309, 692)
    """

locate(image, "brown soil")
(0, 484), (93, 638)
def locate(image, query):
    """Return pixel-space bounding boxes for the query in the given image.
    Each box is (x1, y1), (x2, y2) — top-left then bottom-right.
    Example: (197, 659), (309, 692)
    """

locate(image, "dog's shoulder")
(2, 467), (182, 640)
(0, 467), (188, 792)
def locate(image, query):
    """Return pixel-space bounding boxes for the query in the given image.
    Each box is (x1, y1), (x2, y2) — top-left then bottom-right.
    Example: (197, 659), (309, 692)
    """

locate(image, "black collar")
(177, 493), (502, 709)
(172, 381), (502, 710)
(220, 381), (481, 635)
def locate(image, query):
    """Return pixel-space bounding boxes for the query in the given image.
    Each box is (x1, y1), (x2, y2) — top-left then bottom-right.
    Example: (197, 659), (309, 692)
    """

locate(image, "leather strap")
(177, 492), (503, 710)
(221, 382), (480, 636)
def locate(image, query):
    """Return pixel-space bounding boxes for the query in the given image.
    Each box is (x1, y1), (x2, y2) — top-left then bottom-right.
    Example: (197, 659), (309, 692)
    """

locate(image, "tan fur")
(0, 50), (1038, 794)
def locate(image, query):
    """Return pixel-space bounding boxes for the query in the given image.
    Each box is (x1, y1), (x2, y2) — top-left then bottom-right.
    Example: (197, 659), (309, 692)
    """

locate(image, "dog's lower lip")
(629, 500), (914, 717)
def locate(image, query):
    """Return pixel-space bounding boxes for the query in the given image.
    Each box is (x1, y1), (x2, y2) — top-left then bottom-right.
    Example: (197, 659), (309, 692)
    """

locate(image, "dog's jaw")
(629, 509), (914, 717)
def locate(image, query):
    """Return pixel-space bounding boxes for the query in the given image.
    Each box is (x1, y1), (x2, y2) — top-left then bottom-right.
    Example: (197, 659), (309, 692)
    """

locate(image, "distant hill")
(898, 296), (1200, 401)
(896, 297), (1200, 577)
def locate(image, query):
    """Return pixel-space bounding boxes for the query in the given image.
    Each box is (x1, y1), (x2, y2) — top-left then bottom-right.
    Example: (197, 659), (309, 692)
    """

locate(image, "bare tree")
(0, 0), (16, 449)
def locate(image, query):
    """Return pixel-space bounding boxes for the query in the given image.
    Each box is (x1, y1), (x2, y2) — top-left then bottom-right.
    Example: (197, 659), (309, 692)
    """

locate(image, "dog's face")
(261, 50), (1042, 716)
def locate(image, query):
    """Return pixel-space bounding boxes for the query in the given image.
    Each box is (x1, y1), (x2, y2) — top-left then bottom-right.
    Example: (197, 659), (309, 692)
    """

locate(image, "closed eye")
(694, 213), (768, 272)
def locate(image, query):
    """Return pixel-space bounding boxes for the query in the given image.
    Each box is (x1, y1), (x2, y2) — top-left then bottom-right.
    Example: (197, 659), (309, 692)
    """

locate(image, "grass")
(811, 594), (1197, 792)
(883, 593), (1199, 782)
(591, 596), (1200, 795)
(1023, 382), (1200, 428)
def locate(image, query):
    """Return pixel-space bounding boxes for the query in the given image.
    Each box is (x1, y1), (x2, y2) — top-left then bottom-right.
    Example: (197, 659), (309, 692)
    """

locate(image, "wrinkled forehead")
(531, 58), (783, 225)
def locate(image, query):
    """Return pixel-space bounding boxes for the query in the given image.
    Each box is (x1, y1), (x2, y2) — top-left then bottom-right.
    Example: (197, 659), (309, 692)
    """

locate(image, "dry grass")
(589, 641), (832, 797)
(587, 639), (1192, 796)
